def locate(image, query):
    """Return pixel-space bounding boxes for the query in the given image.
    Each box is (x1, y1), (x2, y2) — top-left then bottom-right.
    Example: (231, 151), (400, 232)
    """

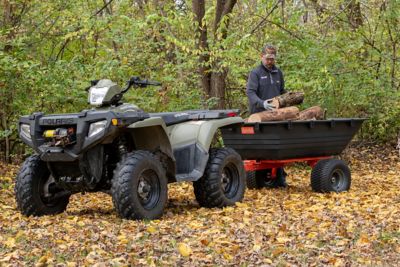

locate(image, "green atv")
(15, 76), (246, 220)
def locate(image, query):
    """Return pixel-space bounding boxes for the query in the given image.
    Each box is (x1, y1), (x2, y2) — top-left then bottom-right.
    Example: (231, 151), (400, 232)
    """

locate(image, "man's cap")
(264, 53), (276, 59)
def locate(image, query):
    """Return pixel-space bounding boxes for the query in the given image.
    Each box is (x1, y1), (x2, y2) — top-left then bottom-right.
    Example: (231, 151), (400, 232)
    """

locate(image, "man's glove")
(263, 100), (276, 111)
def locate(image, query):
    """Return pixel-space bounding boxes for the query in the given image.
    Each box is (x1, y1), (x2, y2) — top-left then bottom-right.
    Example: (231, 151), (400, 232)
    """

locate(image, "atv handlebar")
(121, 76), (161, 94)
(128, 76), (161, 88)
(107, 77), (161, 105)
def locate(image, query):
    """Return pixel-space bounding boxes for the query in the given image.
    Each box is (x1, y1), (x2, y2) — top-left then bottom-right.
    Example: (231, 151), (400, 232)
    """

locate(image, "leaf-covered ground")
(0, 145), (399, 266)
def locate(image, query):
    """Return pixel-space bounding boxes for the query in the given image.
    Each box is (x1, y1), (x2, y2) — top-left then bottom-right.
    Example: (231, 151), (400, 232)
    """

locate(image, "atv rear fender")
(127, 117), (176, 181)
(168, 117), (243, 182)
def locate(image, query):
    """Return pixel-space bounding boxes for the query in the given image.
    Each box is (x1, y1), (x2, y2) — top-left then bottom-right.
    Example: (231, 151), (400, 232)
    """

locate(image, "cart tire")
(193, 148), (246, 208)
(311, 159), (351, 193)
(15, 155), (70, 216)
(246, 171), (258, 189)
(247, 169), (284, 189)
(111, 151), (167, 220)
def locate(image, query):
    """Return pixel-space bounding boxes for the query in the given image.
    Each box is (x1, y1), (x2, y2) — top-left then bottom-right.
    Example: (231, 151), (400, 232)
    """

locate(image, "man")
(246, 44), (286, 113)
(246, 44), (287, 187)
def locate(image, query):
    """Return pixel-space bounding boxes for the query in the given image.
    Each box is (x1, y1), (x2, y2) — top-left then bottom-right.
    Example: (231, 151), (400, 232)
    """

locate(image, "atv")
(15, 76), (246, 220)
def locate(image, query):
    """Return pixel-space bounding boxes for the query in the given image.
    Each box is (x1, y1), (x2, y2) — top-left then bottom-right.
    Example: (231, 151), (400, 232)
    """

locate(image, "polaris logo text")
(41, 118), (75, 125)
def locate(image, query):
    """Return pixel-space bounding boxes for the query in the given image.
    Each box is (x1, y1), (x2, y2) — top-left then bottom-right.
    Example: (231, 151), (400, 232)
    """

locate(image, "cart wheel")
(247, 169), (285, 189)
(311, 159), (351, 193)
(246, 171), (258, 189)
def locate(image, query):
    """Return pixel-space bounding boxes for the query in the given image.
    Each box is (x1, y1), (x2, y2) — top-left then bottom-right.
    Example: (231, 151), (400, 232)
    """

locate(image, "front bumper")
(19, 109), (148, 161)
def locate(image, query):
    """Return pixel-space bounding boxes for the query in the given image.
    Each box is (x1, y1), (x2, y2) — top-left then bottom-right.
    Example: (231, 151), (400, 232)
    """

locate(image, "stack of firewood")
(247, 92), (326, 122)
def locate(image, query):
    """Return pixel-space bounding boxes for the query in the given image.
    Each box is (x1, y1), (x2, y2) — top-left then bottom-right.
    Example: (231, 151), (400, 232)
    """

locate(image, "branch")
(55, 39), (70, 61)
(250, 0), (281, 35)
(92, 0), (115, 17)
(214, 0), (237, 33)
(265, 19), (303, 41)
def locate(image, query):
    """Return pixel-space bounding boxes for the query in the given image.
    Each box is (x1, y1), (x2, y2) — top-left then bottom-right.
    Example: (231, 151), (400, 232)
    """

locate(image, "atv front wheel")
(111, 151), (167, 220)
(193, 148), (245, 208)
(15, 155), (70, 216)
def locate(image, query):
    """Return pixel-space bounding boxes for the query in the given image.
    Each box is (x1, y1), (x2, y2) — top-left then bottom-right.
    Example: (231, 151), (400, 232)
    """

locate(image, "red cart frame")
(244, 156), (332, 178)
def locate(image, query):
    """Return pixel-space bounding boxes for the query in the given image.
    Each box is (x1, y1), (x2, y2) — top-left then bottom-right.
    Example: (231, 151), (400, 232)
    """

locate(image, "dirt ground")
(0, 144), (399, 266)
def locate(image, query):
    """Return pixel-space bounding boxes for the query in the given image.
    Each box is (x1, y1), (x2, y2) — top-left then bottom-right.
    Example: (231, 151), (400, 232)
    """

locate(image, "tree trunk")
(193, 0), (237, 108)
(192, 0), (211, 97)
(247, 107), (300, 122)
(210, 70), (227, 108)
(347, 0), (363, 29)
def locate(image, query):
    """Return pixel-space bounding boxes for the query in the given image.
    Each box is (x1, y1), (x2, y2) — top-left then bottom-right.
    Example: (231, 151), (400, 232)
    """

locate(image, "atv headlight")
(20, 124), (31, 141)
(89, 87), (109, 106)
(88, 120), (107, 138)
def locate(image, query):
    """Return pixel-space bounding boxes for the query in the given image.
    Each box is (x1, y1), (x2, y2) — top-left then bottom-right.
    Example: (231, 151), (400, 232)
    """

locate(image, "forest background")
(1, 0), (399, 162)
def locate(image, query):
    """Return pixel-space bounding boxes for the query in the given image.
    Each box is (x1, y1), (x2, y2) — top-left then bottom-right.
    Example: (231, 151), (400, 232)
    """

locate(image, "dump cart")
(220, 119), (365, 192)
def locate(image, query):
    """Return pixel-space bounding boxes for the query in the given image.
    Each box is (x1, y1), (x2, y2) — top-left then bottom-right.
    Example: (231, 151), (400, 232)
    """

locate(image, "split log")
(248, 106), (299, 122)
(266, 92), (304, 108)
(297, 106), (325, 120)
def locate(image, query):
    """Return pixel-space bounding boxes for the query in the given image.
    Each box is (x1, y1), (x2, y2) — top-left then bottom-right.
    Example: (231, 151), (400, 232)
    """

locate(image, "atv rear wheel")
(311, 159), (351, 192)
(111, 151), (167, 220)
(193, 148), (245, 208)
(15, 155), (70, 216)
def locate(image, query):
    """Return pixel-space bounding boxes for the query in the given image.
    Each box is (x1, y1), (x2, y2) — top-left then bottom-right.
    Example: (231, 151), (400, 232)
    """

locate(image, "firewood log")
(266, 92), (304, 108)
(247, 106), (300, 122)
(297, 106), (325, 120)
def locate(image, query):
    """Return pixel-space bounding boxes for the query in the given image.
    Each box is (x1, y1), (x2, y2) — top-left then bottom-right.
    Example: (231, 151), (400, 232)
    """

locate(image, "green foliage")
(0, 0), (399, 160)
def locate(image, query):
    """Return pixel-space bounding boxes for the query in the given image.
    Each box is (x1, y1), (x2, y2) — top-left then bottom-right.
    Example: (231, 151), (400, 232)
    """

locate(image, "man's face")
(261, 51), (276, 69)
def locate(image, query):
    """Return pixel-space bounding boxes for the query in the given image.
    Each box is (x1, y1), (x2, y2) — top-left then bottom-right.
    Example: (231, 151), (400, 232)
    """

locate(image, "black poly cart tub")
(221, 118), (365, 160)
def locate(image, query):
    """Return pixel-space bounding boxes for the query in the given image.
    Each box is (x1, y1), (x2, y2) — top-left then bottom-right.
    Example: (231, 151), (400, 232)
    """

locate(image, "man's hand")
(263, 100), (276, 111)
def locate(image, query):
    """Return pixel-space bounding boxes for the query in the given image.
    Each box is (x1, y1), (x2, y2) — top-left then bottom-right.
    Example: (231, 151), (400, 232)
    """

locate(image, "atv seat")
(150, 110), (239, 126)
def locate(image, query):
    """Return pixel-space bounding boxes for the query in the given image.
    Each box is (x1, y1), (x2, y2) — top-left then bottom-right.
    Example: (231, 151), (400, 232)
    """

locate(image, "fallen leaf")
(178, 243), (192, 257)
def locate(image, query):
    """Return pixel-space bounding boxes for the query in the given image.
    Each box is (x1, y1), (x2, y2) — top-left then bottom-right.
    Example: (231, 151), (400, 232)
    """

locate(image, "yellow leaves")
(146, 225), (157, 234)
(336, 239), (348, 246)
(188, 221), (203, 230)
(35, 252), (54, 267)
(252, 243), (261, 252)
(222, 206), (234, 214)
(177, 242), (192, 257)
(235, 202), (248, 208)
(36, 255), (49, 266)
(306, 232), (318, 239)
(275, 236), (291, 244)
(4, 237), (15, 248)
(263, 258), (273, 264)
(223, 252), (233, 261)
(118, 234), (129, 244)
(1, 148), (399, 265)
